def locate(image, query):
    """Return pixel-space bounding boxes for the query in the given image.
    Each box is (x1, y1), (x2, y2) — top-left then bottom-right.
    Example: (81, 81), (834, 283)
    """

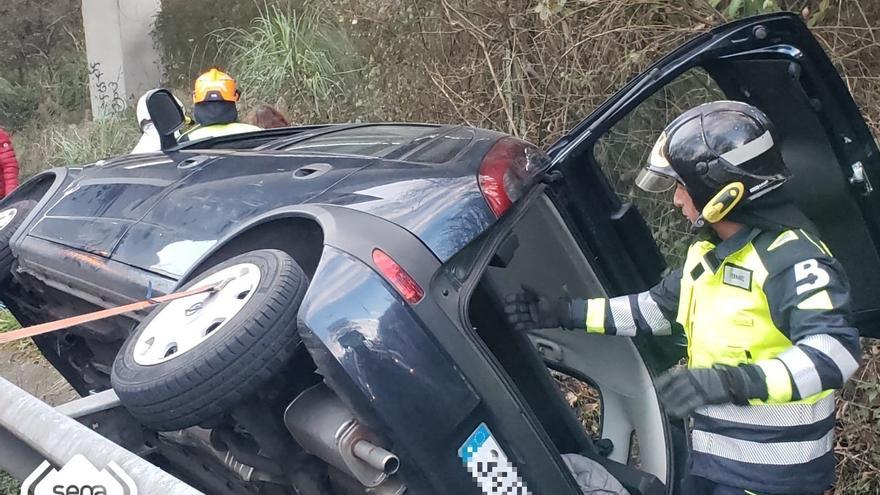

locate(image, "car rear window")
(401, 128), (474, 164)
(281, 125), (436, 157)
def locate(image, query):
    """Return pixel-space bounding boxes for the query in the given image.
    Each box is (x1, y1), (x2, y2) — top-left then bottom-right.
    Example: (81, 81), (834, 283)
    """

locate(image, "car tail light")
(478, 137), (551, 218)
(372, 249), (425, 304)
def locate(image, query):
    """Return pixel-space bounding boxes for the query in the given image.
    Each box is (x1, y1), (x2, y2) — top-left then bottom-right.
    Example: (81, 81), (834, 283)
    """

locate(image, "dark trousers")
(682, 474), (763, 494)
(682, 474), (828, 495)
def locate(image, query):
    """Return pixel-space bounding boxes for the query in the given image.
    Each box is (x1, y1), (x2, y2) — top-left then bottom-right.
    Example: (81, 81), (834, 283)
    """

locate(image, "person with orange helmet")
(182, 68), (260, 141)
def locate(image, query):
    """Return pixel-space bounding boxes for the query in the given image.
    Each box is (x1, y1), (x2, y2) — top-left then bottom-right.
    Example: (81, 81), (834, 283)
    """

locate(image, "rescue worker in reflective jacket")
(181, 68), (260, 141)
(505, 101), (860, 495)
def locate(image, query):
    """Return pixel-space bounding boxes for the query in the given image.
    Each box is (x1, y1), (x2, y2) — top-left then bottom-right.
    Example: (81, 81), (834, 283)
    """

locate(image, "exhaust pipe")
(284, 384), (402, 488)
(352, 440), (400, 475)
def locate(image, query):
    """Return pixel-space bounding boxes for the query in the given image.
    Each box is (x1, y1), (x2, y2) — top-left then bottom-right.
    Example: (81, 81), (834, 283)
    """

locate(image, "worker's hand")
(655, 365), (760, 418)
(656, 364), (769, 417)
(503, 286), (575, 331)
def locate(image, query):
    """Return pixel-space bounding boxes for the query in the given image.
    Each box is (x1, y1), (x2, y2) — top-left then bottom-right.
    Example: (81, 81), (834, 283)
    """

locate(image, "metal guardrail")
(0, 376), (202, 494)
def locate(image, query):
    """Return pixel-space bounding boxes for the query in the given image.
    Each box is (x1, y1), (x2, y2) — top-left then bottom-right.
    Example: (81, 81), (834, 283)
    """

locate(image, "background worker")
(182, 68), (260, 141)
(505, 101), (861, 495)
(131, 89), (191, 154)
(250, 104), (290, 129)
(0, 128), (20, 198)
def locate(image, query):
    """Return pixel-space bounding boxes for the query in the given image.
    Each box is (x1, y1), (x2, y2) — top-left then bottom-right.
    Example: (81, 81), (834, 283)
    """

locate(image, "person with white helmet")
(131, 89), (188, 154)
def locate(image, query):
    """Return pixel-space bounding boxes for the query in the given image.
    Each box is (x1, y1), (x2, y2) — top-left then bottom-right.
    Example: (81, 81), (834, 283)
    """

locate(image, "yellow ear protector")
(701, 182), (745, 223)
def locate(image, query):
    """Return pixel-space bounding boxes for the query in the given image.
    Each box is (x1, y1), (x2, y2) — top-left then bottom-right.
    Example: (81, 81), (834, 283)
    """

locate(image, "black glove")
(503, 287), (579, 331)
(655, 365), (768, 418)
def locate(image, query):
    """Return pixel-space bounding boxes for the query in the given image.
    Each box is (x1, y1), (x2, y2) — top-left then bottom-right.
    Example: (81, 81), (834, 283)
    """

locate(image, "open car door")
(547, 12), (880, 339)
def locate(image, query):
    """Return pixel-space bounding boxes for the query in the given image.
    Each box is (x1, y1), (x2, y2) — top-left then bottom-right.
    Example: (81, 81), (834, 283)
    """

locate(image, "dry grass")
(339, 0), (716, 143)
(835, 340), (880, 493)
(0, 0), (877, 491)
(214, 2), (365, 121)
(0, 310), (40, 370)
(553, 371), (602, 437)
(11, 113), (139, 180)
(0, 473), (18, 495)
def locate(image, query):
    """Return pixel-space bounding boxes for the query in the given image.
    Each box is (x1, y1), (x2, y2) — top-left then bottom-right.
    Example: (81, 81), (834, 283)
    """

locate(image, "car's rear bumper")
(298, 201), (583, 495)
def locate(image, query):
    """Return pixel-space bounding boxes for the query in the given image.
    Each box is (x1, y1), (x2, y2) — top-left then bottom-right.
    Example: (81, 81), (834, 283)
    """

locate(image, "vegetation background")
(0, 0), (878, 492)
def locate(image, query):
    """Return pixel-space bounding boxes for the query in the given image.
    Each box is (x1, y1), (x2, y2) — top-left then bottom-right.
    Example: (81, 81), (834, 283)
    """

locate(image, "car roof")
(178, 123), (444, 157)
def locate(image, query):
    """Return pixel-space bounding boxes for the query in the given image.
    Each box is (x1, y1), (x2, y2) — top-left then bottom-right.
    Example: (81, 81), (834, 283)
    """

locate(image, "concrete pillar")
(81, 0), (163, 118)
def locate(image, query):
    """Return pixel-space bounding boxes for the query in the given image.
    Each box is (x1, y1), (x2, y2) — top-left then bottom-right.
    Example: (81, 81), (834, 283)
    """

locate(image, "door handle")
(849, 161), (873, 196)
(532, 338), (563, 362)
(293, 163), (332, 179)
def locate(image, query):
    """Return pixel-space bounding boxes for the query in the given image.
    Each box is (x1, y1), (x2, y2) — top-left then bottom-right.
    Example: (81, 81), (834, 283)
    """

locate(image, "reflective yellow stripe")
(800, 229), (832, 256)
(757, 359), (793, 402)
(185, 122), (262, 140)
(586, 298), (606, 334)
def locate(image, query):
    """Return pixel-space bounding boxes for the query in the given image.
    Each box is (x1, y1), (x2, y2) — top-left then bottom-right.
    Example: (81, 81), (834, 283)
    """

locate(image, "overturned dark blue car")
(1, 14), (879, 495)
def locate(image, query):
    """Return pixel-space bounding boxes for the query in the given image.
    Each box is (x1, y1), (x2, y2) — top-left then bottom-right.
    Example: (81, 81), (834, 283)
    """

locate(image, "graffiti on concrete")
(88, 62), (127, 115)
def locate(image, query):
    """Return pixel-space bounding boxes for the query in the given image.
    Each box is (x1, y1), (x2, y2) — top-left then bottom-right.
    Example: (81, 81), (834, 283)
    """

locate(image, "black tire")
(0, 199), (37, 285)
(112, 249), (308, 431)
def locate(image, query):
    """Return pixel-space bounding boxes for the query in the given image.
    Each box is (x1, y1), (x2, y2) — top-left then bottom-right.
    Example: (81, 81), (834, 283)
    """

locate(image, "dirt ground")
(0, 338), (79, 492)
(0, 344), (78, 406)
(0, 312), (78, 493)
(0, 310), (77, 405)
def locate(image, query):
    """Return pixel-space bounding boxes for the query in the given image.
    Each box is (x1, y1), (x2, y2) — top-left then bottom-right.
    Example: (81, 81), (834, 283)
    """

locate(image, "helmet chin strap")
(690, 215), (708, 234)
(688, 182), (746, 233)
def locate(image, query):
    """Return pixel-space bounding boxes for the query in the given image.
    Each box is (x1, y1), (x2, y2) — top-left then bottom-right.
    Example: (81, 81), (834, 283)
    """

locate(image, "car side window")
(592, 68), (726, 268)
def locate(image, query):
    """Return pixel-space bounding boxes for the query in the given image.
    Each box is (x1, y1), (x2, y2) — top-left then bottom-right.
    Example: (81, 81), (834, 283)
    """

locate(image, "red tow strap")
(0, 284), (220, 345)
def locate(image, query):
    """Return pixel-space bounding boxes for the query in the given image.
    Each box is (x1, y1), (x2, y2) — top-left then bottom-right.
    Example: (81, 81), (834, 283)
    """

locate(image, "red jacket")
(0, 128), (20, 198)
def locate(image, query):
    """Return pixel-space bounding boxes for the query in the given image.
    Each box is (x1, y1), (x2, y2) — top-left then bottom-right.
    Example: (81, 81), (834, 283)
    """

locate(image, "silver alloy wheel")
(0, 208), (17, 231)
(133, 262), (262, 366)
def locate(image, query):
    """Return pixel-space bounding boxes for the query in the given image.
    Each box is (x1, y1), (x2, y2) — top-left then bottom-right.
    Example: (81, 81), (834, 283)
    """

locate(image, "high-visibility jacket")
(181, 122), (261, 142)
(583, 227), (860, 493)
(0, 128), (20, 197)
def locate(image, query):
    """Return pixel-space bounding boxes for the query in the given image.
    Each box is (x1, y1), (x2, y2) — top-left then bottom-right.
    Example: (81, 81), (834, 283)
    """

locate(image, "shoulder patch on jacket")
(753, 229), (831, 276)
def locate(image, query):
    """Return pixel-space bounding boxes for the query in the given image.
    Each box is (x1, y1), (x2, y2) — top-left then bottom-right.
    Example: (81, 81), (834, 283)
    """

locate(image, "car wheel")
(0, 199), (37, 285)
(111, 249), (308, 431)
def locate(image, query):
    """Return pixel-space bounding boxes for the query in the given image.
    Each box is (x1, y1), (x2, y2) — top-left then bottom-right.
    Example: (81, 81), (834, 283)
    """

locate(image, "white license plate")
(458, 423), (531, 495)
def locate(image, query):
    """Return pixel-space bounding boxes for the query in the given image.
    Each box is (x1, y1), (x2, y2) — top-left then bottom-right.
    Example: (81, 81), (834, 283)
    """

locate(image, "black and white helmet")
(636, 101), (790, 223)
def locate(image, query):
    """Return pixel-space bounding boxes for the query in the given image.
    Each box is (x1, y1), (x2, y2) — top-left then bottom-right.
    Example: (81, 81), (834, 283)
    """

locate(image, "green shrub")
(214, 2), (365, 120)
(0, 79), (40, 131)
(0, 471), (19, 495)
(11, 111), (139, 179)
(47, 116), (139, 167)
(41, 49), (90, 115)
(0, 46), (88, 132)
(11, 114), (136, 178)
(154, 0), (267, 87)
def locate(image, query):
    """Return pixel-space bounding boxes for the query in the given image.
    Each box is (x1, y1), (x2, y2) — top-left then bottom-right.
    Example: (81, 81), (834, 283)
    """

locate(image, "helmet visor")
(636, 131), (680, 193)
(635, 167), (677, 193)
